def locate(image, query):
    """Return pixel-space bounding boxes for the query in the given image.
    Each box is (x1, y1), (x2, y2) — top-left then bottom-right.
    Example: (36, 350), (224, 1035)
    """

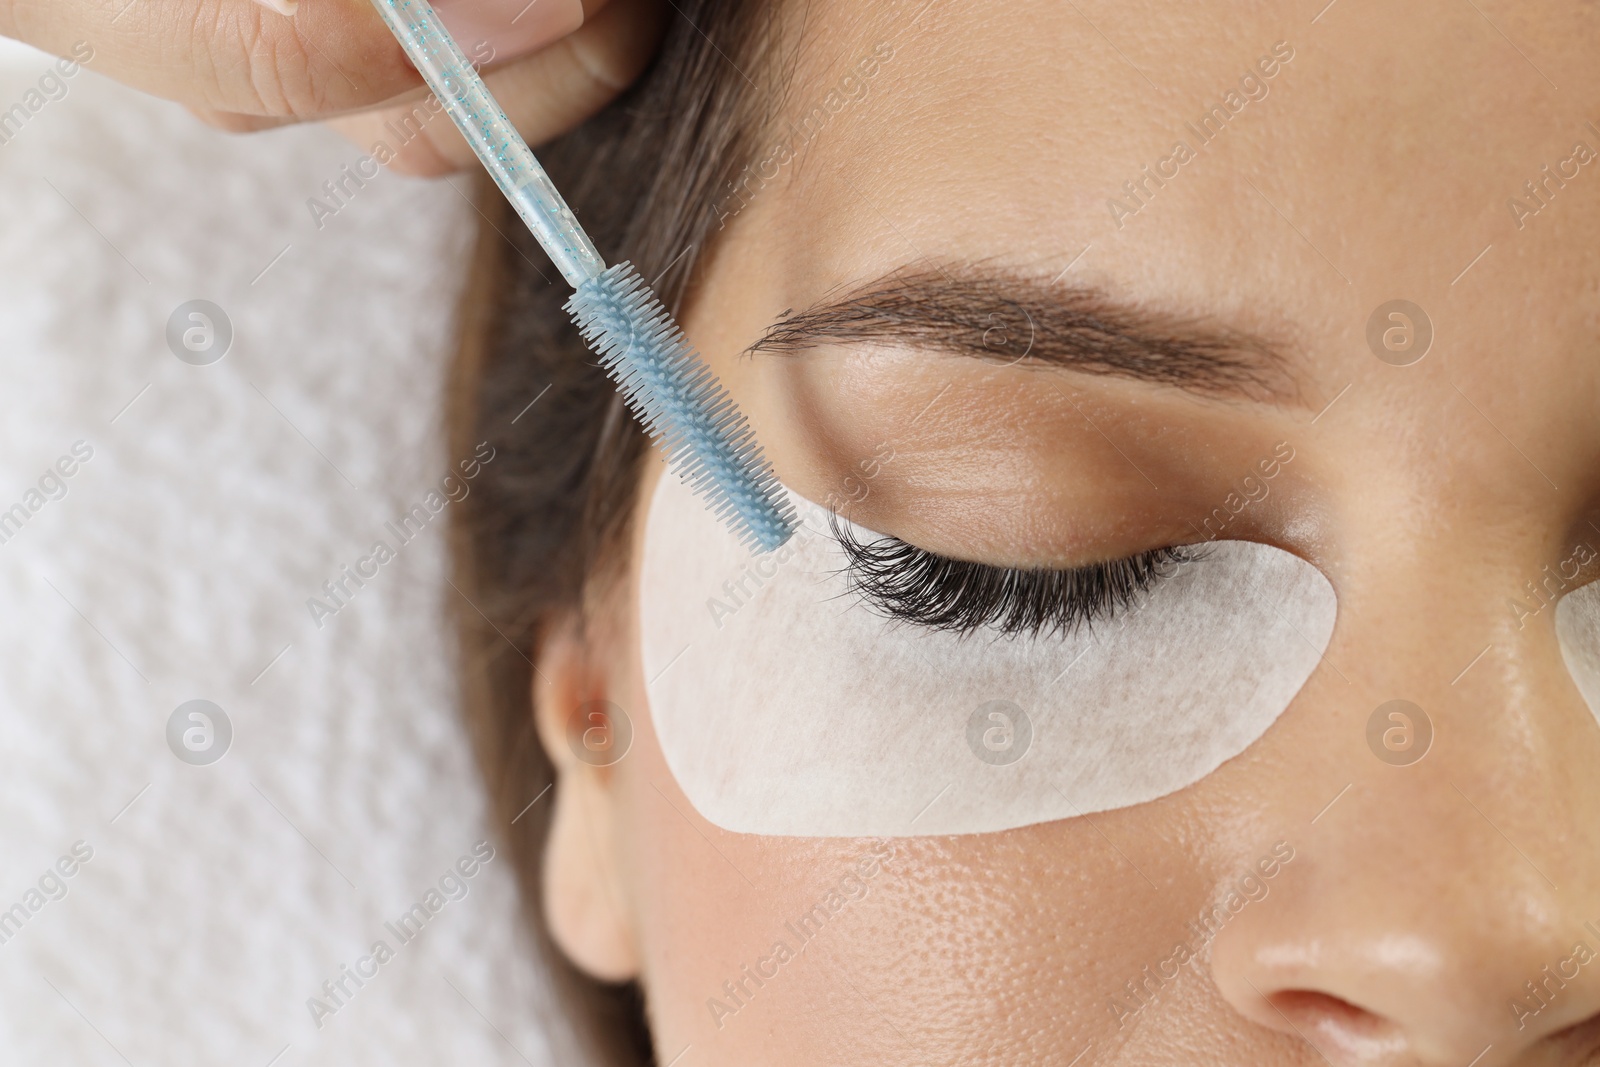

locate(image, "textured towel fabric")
(0, 40), (566, 1065)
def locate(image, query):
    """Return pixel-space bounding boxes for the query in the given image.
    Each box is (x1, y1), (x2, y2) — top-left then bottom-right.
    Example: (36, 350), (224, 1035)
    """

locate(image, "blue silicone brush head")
(567, 263), (797, 553)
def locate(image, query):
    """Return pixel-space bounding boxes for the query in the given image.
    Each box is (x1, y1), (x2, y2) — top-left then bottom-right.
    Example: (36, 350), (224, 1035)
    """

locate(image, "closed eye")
(830, 514), (1205, 637)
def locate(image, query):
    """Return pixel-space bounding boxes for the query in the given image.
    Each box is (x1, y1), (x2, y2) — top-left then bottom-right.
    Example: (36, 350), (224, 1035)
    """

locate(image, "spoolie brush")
(366, 0), (796, 552)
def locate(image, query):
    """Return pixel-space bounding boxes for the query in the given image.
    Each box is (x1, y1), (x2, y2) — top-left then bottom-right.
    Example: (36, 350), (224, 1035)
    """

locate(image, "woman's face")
(540, 2), (1600, 1063)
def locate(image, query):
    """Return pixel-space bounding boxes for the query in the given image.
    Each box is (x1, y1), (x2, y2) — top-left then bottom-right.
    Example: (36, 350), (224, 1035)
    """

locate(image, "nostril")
(1271, 990), (1377, 1029)
(1267, 991), (1408, 1061)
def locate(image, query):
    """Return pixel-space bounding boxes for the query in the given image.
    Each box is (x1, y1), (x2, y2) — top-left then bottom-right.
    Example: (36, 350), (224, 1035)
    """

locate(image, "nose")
(1209, 572), (1600, 1064)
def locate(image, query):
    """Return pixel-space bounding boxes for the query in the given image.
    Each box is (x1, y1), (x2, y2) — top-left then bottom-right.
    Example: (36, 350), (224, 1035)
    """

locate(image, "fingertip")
(249, 0), (299, 16)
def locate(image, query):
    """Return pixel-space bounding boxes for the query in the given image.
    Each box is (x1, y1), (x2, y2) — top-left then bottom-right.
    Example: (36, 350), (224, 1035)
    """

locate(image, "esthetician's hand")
(0, 0), (665, 174)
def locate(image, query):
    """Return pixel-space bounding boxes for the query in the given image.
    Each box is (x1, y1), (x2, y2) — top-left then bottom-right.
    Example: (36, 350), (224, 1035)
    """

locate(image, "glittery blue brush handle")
(369, 0), (606, 287)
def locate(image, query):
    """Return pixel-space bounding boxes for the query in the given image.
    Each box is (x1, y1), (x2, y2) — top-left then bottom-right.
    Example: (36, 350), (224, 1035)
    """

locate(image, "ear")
(534, 618), (641, 982)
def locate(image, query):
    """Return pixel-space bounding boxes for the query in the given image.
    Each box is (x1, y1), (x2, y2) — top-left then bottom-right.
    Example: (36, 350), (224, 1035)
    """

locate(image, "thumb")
(0, 0), (582, 120)
(247, 0), (586, 65)
(0, 0), (413, 117)
(325, 0), (663, 176)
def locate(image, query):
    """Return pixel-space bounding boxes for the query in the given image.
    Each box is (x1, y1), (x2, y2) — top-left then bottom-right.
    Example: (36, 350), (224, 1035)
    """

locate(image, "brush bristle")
(566, 262), (797, 552)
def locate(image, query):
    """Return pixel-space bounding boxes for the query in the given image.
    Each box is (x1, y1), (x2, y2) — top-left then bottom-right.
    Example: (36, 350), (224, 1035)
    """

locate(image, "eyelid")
(828, 512), (1205, 637)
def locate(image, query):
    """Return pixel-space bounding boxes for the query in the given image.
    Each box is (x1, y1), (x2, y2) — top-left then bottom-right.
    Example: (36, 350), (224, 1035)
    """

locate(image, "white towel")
(0, 38), (566, 1065)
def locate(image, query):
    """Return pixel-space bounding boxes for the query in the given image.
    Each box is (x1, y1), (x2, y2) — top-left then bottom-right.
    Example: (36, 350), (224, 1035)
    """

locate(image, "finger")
(187, 0), (617, 142)
(186, 106), (297, 133)
(326, 0), (665, 177)
(190, 0), (615, 134)
(0, 0), (411, 117)
(430, 0), (584, 69)
(0, 0), (585, 120)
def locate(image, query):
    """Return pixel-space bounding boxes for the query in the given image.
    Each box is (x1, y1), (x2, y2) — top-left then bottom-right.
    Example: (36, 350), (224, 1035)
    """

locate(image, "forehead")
(748, 0), (1600, 387)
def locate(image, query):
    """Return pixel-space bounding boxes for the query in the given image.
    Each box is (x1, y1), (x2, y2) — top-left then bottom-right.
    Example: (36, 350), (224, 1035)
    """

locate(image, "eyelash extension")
(830, 515), (1203, 637)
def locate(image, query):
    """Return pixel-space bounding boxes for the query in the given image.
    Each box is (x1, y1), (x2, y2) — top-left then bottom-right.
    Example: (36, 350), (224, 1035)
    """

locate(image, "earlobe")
(534, 622), (641, 982)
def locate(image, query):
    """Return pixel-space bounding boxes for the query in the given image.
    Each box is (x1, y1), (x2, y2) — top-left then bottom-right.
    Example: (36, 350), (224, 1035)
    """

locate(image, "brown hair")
(448, 3), (786, 1063)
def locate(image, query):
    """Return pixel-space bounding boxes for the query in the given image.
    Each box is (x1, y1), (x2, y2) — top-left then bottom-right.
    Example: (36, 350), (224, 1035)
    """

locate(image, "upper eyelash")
(829, 514), (1203, 637)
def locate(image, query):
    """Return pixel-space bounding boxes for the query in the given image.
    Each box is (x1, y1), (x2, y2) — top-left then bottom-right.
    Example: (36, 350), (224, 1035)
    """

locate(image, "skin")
(0, 0), (663, 173)
(537, 1), (1600, 1064)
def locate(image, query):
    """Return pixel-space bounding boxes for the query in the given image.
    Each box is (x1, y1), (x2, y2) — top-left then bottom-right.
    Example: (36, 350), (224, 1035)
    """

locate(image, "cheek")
(620, 691), (1217, 1062)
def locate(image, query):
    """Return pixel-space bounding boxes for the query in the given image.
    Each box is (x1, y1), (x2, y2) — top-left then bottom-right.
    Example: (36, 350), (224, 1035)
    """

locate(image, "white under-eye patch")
(1557, 582), (1600, 715)
(639, 470), (1337, 837)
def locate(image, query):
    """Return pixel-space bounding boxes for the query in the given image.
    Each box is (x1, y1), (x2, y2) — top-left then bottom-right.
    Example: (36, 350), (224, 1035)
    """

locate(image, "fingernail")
(251, 0), (298, 15)
(434, 0), (584, 65)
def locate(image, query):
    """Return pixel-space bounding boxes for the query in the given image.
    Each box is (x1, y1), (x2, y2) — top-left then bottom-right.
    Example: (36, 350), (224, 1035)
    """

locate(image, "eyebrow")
(744, 266), (1303, 405)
